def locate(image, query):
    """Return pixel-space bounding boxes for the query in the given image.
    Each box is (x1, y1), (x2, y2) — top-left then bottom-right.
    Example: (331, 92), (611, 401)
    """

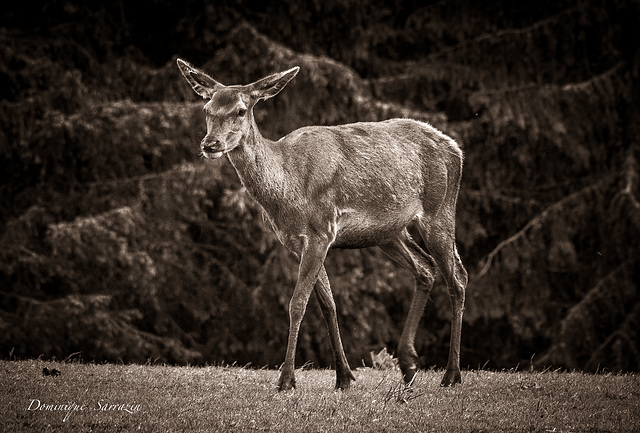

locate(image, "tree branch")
(477, 176), (612, 277)
(428, 7), (579, 60)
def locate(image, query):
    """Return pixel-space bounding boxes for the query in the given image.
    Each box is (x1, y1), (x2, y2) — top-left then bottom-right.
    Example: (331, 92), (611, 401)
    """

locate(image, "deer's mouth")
(202, 149), (224, 159)
(201, 143), (226, 159)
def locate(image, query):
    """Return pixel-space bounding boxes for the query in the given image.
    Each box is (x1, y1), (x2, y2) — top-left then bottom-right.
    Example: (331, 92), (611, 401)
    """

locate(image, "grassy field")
(1, 360), (638, 432)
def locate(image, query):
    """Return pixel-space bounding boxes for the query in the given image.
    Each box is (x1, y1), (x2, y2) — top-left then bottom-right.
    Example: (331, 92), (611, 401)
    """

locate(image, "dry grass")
(1, 360), (638, 432)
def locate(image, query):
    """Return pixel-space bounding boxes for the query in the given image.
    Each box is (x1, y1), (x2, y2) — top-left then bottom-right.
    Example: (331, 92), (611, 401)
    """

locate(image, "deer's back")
(276, 118), (461, 197)
(268, 118), (462, 248)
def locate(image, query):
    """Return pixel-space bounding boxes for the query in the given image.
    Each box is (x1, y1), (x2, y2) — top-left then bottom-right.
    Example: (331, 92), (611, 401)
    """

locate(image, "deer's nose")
(201, 138), (220, 152)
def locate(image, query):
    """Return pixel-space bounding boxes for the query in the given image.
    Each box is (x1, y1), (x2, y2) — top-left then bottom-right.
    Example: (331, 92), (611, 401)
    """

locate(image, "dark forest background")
(1, 0), (638, 373)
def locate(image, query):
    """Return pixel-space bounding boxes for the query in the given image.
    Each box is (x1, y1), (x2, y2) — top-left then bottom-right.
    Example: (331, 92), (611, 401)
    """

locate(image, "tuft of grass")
(1, 360), (639, 432)
(380, 372), (426, 405)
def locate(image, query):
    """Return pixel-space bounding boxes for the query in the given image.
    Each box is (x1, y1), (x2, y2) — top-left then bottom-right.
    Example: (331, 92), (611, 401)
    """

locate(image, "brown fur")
(177, 59), (468, 390)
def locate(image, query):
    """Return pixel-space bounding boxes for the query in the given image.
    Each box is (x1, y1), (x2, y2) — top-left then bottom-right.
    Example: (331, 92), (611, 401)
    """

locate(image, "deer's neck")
(226, 120), (290, 213)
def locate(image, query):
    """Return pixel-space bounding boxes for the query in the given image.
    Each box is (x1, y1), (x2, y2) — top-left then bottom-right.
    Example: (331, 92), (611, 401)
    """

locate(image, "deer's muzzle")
(201, 138), (225, 159)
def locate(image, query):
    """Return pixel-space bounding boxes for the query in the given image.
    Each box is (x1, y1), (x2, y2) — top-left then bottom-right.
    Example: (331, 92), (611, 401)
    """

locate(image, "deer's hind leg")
(380, 229), (437, 384)
(416, 216), (467, 386)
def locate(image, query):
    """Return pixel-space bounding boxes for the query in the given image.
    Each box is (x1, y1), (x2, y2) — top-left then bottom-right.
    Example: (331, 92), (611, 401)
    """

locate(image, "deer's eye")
(237, 108), (247, 117)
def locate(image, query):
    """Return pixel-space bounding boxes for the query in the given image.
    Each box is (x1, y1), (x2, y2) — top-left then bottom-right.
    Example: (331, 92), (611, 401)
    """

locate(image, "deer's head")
(177, 59), (299, 159)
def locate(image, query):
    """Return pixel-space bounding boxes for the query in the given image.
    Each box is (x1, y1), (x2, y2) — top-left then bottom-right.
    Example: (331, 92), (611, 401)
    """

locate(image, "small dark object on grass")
(42, 367), (61, 377)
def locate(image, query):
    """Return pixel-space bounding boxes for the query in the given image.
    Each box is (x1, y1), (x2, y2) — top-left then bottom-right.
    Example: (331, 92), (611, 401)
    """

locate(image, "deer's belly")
(332, 208), (419, 249)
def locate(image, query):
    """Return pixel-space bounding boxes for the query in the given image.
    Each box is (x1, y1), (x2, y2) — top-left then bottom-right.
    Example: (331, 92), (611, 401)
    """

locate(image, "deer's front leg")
(278, 238), (330, 391)
(315, 265), (355, 389)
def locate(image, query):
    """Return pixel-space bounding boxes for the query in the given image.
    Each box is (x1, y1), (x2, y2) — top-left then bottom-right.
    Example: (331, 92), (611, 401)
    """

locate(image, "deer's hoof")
(335, 370), (356, 390)
(402, 368), (419, 385)
(440, 368), (462, 387)
(277, 374), (296, 391)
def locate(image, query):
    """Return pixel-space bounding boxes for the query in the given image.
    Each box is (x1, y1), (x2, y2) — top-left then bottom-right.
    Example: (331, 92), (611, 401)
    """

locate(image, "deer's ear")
(248, 66), (300, 101)
(177, 58), (222, 99)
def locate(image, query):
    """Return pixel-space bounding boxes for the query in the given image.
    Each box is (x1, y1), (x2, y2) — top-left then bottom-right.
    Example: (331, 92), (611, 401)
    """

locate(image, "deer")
(176, 58), (468, 391)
